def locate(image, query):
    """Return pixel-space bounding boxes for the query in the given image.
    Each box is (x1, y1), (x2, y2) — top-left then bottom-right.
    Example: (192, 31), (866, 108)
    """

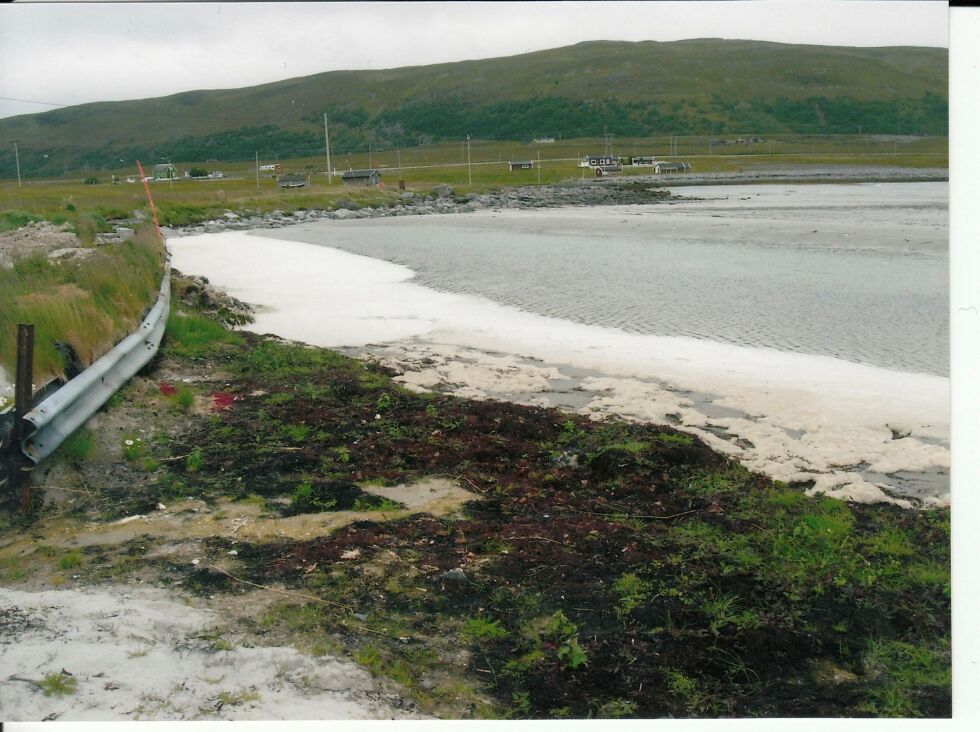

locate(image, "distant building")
(630, 156), (656, 166)
(584, 153), (621, 167)
(341, 169), (381, 186)
(533, 137), (556, 144)
(277, 173), (308, 188)
(152, 163), (177, 180)
(259, 163), (282, 172)
(508, 160), (534, 171)
(654, 161), (692, 174)
(595, 165), (623, 177)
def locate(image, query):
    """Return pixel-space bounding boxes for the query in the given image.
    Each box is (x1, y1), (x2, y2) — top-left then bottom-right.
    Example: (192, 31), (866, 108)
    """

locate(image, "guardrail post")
(12, 324), (34, 510)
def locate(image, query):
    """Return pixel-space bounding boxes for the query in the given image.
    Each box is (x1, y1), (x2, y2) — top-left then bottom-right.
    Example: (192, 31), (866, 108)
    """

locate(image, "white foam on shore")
(169, 231), (950, 504)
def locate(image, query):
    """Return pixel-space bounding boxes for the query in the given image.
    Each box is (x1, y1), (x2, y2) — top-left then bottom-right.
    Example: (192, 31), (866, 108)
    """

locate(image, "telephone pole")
(255, 151), (259, 191)
(323, 113), (333, 184)
(11, 140), (22, 187)
(466, 134), (472, 185)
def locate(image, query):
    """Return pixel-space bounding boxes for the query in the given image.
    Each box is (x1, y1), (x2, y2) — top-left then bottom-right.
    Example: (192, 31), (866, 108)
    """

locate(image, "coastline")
(169, 197), (950, 508)
(159, 165), (949, 239)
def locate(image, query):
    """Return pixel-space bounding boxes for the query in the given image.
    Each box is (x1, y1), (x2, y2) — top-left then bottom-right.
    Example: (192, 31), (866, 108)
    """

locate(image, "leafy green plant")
(37, 671), (78, 697)
(290, 481), (337, 512)
(542, 611), (589, 669)
(461, 617), (509, 641)
(612, 572), (652, 618)
(664, 668), (704, 714)
(596, 698), (637, 718)
(284, 423), (311, 442)
(171, 385), (196, 412)
(185, 447), (204, 473)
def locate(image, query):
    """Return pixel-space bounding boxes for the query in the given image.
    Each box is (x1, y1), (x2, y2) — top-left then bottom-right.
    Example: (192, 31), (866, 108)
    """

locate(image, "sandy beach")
(168, 184), (950, 508)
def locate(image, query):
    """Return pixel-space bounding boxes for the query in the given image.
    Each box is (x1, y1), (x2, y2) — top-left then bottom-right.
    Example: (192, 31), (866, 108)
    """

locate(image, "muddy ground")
(0, 281), (951, 720)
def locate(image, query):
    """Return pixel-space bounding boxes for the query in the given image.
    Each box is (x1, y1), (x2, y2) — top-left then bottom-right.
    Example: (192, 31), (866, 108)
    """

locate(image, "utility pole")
(323, 113), (333, 184)
(11, 140), (22, 187)
(466, 134), (472, 185)
(397, 148), (402, 178)
(255, 151), (259, 191)
(369, 144), (373, 169)
(537, 150), (541, 185)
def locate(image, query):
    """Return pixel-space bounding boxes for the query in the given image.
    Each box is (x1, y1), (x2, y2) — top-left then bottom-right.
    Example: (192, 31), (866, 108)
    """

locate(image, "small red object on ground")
(211, 392), (235, 410)
(159, 382), (177, 396)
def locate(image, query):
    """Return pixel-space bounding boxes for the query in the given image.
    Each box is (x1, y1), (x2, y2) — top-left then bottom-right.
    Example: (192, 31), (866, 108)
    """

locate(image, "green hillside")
(0, 39), (947, 179)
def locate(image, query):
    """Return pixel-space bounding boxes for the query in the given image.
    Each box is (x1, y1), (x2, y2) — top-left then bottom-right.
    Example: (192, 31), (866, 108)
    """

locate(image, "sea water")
(262, 182), (948, 377)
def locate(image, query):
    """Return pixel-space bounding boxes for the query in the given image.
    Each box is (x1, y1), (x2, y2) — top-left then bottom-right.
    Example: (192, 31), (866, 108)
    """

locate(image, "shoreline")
(168, 210), (950, 508)
(160, 165), (948, 238)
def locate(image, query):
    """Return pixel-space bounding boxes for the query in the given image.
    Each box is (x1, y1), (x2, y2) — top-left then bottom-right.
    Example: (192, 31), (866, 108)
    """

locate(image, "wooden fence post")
(12, 324), (34, 510)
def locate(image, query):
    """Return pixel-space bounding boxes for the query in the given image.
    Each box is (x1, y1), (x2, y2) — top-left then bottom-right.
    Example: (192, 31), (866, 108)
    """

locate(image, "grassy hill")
(0, 39), (947, 179)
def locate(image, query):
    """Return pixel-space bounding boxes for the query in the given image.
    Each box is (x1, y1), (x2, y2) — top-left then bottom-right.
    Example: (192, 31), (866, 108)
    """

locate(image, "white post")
(255, 151), (259, 191)
(397, 148), (402, 178)
(12, 140), (22, 187)
(467, 134), (472, 185)
(324, 113), (332, 184)
(537, 150), (541, 185)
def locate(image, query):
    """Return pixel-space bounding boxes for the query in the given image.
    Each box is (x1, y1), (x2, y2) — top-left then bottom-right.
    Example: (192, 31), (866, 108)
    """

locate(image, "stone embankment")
(163, 180), (672, 237)
(163, 165), (947, 238)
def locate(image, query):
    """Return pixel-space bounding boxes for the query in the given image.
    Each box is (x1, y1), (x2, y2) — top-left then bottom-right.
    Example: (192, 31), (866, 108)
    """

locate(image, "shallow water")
(267, 182), (948, 376)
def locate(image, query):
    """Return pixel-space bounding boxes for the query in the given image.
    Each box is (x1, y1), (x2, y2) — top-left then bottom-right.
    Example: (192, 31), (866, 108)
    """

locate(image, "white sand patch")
(0, 585), (426, 721)
(169, 230), (949, 505)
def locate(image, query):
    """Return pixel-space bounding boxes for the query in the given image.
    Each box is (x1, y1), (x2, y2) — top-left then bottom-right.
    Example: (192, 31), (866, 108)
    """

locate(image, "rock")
(47, 247), (96, 262)
(114, 226), (135, 239)
(440, 567), (469, 583)
(432, 184), (454, 199)
(332, 208), (353, 220)
(222, 211), (240, 221)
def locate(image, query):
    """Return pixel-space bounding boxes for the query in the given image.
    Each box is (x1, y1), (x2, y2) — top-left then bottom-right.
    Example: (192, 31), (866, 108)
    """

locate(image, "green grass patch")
(57, 427), (95, 463)
(859, 638), (951, 717)
(163, 309), (243, 358)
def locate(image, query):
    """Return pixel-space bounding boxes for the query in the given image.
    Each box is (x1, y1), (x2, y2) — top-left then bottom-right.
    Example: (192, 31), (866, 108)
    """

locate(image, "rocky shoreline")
(163, 165), (948, 238)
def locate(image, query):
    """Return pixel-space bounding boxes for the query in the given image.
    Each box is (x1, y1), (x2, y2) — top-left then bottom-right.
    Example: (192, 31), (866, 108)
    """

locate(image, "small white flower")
(227, 550), (238, 556)
(124, 439), (134, 446)
(191, 558), (200, 565)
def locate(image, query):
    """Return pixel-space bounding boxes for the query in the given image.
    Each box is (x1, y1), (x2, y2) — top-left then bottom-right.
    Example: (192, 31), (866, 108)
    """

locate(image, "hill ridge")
(0, 38), (947, 178)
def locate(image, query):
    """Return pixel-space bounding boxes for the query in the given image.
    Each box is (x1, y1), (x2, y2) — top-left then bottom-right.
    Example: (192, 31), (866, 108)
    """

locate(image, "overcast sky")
(0, 1), (949, 119)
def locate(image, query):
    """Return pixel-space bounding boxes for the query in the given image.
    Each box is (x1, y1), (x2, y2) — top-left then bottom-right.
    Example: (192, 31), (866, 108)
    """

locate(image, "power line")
(0, 96), (68, 107)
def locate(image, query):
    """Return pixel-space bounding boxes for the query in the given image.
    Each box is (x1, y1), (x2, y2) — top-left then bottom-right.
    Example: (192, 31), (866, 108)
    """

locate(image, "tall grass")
(0, 223), (164, 385)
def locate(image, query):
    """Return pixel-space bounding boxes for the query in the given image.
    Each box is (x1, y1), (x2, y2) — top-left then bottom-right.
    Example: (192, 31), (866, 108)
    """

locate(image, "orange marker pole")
(135, 160), (162, 243)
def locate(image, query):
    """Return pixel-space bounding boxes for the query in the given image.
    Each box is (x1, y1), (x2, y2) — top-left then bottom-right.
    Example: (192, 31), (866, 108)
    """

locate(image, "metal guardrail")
(18, 250), (171, 467)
